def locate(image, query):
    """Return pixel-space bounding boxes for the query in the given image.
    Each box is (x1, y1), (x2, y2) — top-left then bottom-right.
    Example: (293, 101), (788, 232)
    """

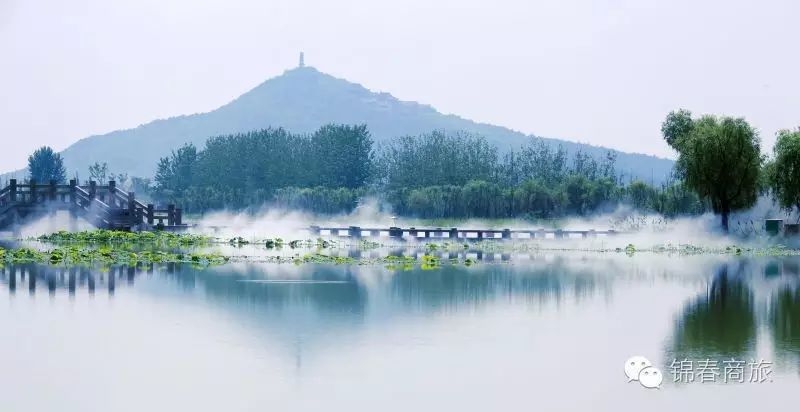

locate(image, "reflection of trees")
(770, 287), (800, 356)
(668, 265), (756, 360)
(1, 258), (607, 315)
(389, 259), (601, 311)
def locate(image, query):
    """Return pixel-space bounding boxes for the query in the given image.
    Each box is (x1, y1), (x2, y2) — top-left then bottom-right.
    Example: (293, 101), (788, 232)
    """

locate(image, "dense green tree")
(378, 131), (498, 190)
(662, 110), (762, 231)
(273, 187), (362, 214)
(27, 146), (66, 183)
(512, 139), (569, 185)
(627, 181), (659, 210)
(769, 128), (800, 221)
(564, 174), (594, 214)
(154, 144), (198, 201)
(656, 182), (707, 217)
(661, 109), (694, 148)
(149, 126), (374, 211)
(310, 124), (373, 189)
(513, 180), (564, 219)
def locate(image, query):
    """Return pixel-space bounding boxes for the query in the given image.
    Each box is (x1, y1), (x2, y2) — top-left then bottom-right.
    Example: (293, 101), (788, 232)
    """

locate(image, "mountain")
(6, 66), (674, 183)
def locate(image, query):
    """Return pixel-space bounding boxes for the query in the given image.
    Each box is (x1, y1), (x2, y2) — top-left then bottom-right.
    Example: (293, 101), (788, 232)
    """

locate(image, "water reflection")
(666, 258), (800, 371)
(668, 264), (756, 360)
(3, 255), (800, 366)
(771, 287), (800, 358)
(0, 264), (144, 296)
(190, 265), (368, 315)
(388, 258), (602, 310)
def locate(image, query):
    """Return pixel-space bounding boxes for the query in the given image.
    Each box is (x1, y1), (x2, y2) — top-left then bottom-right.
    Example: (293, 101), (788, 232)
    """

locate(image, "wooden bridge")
(310, 225), (620, 240)
(0, 179), (188, 231)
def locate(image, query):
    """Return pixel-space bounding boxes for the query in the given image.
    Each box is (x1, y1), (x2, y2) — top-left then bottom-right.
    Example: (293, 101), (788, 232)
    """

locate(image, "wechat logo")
(625, 355), (662, 389)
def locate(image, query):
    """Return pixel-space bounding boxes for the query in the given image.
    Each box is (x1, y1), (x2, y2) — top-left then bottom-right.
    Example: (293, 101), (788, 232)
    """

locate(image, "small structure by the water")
(764, 219), (799, 237)
(766, 219), (783, 236)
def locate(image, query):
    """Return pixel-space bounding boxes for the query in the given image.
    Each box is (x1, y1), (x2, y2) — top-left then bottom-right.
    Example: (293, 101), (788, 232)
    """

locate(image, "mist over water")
(186, 198), (799, 252)
(5, 197), (793, 253)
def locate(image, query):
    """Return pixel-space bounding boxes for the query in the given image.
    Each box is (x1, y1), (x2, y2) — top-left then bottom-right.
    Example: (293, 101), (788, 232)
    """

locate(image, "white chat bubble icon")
(624, 356), (652, 382)
(638, 366), (663, 389)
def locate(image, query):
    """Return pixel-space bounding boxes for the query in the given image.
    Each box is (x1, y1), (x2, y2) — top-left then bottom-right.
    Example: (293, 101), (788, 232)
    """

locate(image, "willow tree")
(769, 129), (800, 222)
(661, 110), (762, 232)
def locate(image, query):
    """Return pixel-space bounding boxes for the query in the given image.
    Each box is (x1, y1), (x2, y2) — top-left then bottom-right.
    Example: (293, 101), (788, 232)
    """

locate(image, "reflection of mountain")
(139, 260), (611, 367)
(186, 264), (369, 315)
(0, 257), (607, 312)
(668, 265), (756, 360)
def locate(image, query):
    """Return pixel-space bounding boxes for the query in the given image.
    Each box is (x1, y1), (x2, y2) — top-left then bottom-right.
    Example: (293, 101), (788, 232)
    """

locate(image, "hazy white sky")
(1, 0), (798, 171)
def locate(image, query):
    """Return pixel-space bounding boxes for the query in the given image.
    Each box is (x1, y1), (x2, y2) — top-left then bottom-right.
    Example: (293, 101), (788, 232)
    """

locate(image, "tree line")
(22, 115), (800, 230)
(144, 125), (707, 219)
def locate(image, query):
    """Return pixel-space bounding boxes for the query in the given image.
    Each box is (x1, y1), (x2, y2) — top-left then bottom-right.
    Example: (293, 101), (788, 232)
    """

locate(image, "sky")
(1, 0), (798, 172)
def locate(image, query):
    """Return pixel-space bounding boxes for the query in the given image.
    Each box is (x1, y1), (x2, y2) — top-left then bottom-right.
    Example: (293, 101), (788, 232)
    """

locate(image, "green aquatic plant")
(264, 238), (285, 249)
(0, 245), (228, 266)
(384, 255), (417, 271)
(295, 253), (356, 265)
(229, 236), (251, 245)
(421, 254), (441, 270)
(358, 239), (381, 249)
(625, 244), (636, 256)
(38, 230), (211, 246)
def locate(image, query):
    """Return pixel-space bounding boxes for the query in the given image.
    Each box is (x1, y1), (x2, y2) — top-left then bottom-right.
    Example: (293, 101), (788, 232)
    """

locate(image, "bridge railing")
(0, 179), (185, 228)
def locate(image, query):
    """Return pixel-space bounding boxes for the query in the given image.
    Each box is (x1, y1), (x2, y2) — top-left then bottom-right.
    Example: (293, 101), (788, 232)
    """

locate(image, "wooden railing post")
(69, 179), (76, 205)
(167, 204), (175, 226)
(128, 192), (136, 223)
(388, 226), (402, 238)
(89, 181), (97, 199)
(49, 180), (57, 201)
(29, 179), (36, 203)
(147, 204), (154, 225)
(108, 180), (116, 206)
(175, 208), (182, 225)
(9, 179), (16, 202)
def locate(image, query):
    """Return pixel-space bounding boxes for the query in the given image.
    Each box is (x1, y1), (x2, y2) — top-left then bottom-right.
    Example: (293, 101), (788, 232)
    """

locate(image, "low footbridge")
(0, 179), (188, 231)
(310, 225), (621, 240)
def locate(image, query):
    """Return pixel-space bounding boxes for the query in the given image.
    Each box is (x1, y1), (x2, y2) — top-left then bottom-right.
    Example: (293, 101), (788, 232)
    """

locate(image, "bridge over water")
(0, 179), (188, 231)
(310, 225), (620, 240)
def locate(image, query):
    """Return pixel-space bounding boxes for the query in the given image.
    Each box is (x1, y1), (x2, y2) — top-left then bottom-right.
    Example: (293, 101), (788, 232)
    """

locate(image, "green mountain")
(8, 66), (674, 183)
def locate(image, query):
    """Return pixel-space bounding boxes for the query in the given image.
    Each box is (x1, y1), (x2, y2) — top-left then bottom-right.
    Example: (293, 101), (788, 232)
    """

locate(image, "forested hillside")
(2, 66), (674, 184)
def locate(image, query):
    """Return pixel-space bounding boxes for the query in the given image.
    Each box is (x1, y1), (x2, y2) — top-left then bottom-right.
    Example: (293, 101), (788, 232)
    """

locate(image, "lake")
(1, 251), (798, 411)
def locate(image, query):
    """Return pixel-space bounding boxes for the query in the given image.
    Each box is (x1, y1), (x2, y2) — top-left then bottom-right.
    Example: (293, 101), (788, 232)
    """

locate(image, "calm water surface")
(1, 252), (798, 411)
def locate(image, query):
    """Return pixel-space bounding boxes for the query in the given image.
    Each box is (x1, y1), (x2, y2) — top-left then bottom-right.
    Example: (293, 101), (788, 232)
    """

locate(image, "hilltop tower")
(299, 52), (305, 68)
